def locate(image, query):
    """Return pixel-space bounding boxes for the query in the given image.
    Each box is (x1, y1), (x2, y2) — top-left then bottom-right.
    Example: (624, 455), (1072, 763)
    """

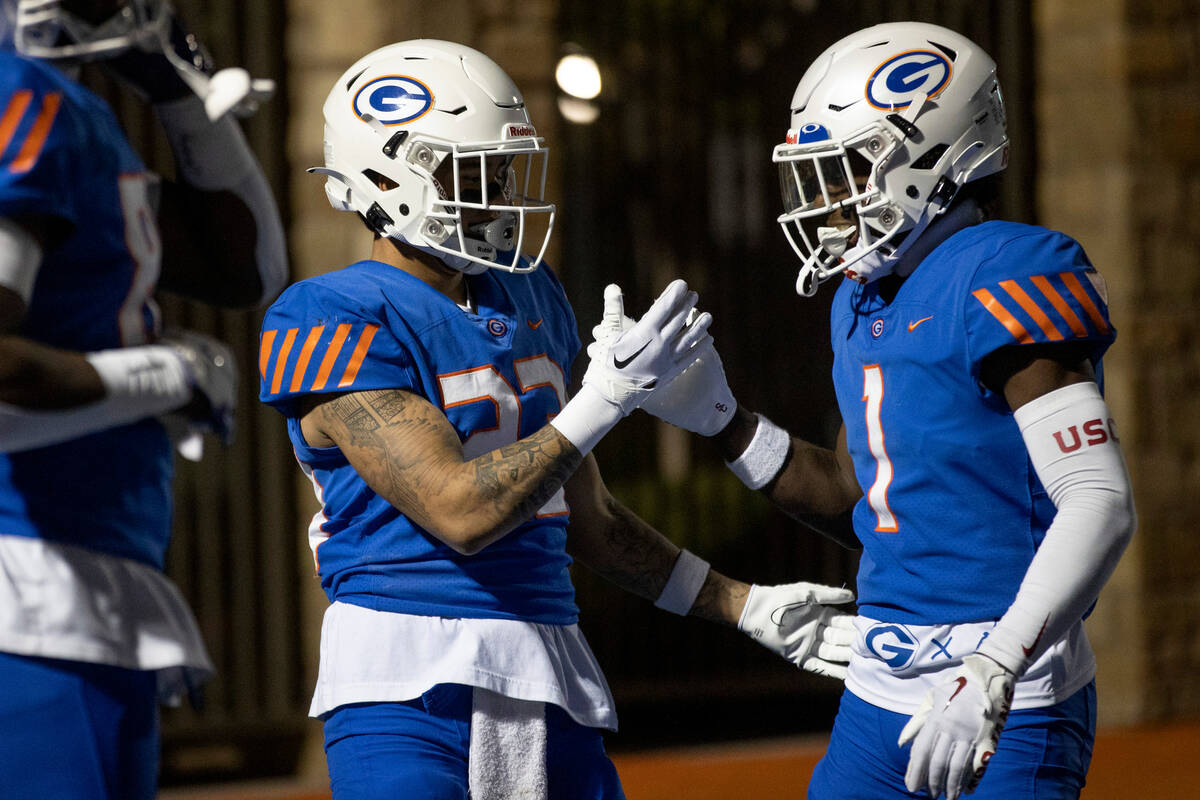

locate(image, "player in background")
(0, 1), (286, 798)
(259, 39), (855, 800)
(636, 21), (1136, 800)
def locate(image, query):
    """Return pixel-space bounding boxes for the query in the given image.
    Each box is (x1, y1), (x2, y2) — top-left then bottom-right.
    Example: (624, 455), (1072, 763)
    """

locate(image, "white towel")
(468, 687), (548, 800)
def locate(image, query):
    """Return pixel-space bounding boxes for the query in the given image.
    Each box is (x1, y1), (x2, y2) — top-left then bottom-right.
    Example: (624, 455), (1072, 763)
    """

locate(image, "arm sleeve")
(975, 381), (1136, 675)
(258, 281), (419, 414)
(964, 230), (1116, 378)
(154, 95), (287, 305)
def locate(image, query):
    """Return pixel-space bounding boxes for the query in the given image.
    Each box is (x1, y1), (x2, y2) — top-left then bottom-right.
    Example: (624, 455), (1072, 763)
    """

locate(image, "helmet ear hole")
(362, 169), (399, 191)
(912, 143), (950, 170)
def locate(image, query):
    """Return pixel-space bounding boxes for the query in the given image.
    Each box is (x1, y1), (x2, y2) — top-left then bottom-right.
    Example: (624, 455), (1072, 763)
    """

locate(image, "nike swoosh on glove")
(898, 653), (1016, 800)
(737, 582), (857, 679)
(582, 280), (712, 416)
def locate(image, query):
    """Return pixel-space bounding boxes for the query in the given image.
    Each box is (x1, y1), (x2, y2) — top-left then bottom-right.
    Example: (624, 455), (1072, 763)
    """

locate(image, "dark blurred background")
(83, 0), (1200, 788)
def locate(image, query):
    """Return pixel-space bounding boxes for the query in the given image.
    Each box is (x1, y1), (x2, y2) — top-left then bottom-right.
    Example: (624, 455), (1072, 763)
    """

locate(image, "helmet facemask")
(774, 125), (907, 296)
(418, 140), (553, 274)
(772, 22), (1009, 297)
(15, 0), (164, 61)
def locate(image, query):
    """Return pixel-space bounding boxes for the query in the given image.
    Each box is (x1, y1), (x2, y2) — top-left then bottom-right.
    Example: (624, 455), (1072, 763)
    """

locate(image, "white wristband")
(654, 549), (711, 616)
(726, 413), (790, 490)
(87, 345), (193, 409)
(549, 383), (624, 456)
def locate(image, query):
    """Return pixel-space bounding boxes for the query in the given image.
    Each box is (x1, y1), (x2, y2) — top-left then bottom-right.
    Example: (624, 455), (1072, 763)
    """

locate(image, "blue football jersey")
(0, 53), (172, 568)
(260, 259), (583, 624)
(831, 221), (1115, 625)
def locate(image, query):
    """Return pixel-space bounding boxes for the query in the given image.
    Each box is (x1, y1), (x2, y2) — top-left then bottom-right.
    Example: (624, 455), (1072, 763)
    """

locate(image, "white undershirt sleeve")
(976, 381), (1136, 675)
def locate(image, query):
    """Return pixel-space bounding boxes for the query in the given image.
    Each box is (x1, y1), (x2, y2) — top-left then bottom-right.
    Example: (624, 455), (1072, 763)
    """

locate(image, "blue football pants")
(0, 650), (160, 800)
(323, 683), (626, 800)
(809, 682), (1096, 799)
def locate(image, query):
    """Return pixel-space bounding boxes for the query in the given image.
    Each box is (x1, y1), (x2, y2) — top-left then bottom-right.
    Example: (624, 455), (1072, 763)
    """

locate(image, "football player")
(639, 21), (1136, 800)
(0, 1), (286, 798)
(259, 39), (855, 800)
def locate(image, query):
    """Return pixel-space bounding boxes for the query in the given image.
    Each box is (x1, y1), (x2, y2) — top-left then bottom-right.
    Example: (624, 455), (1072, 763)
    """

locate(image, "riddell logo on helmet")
(508, 124), (537, 137)
(864, 50), (953, 110)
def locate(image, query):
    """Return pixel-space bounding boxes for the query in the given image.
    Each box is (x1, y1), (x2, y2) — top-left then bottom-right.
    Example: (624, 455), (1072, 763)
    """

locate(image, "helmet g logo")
(353, 75), (434, 126)
(865, 50), (952, 110)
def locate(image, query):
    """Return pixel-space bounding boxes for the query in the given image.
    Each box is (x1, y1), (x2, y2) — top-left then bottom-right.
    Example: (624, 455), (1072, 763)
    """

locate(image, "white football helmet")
(314, 39), (555, 274)
(12, 1), (272, 120)
(773, 22), (1008, 296)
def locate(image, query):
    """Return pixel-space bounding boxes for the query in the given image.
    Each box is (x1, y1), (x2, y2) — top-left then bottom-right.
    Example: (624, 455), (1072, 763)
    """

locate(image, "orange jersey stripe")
(10, 91), (61, 174)
(269, 328), (299, 395)
(1030, 275), (1088, 338)
(0, 90), (32, 159)
(312, 323), (353, 391)
(973, 288), (1034, 344)
(259, 329), (278, 380)
(338, 324), (380, 388)
(290, 326), (326, 392)
(999, 280), (1064, 341)
(1060, 272), (1111, 335)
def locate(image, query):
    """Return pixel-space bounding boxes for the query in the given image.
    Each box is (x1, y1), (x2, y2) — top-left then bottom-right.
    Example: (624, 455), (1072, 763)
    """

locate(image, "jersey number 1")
(862, 365), (898, 532)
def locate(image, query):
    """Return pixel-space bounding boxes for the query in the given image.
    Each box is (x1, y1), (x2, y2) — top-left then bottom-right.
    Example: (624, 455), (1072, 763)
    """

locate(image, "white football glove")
(582, 280), (712, 416)
(642, 337), (736, 436)
(589, 286), (735, 436)
(898, 653), (1016, 800)
(737, 582), (857, 680)
(161, 331), (237, 447)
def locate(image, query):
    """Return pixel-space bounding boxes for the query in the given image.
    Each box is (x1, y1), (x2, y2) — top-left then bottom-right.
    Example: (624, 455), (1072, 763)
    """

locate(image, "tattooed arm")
(563, 453), (751, 627)
(299, 388), (582, 555)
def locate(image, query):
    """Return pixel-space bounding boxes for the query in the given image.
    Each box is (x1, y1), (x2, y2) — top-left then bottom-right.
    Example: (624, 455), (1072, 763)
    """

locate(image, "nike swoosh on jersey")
(527, 319), (543, 330)
(907, 316), (934, 331)
(612, 340), (649, 369)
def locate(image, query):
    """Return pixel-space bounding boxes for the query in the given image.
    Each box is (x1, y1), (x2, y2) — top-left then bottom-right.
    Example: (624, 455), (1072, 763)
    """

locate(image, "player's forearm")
(451, 425), (584, 551)
(568, 492), (680, 602)
(323, 390), (583, 554)
(716, 404), (860, 517)
(0, 335), (104, 408)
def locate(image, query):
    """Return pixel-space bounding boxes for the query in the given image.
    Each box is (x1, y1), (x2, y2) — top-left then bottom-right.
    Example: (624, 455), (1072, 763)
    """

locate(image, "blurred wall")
(1037, 0), (1200, 725)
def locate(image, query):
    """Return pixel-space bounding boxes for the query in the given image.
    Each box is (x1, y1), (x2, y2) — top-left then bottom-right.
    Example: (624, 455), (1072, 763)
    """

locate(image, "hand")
(589, 291), (735, 436)
(898, 653), (1016, 799)
(642, 334), (736, 435)
(161, 331), (237, 445)
(737, 582), (856, 679)
(582, 280), (711, 416)
(105, 9), (274, 119)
